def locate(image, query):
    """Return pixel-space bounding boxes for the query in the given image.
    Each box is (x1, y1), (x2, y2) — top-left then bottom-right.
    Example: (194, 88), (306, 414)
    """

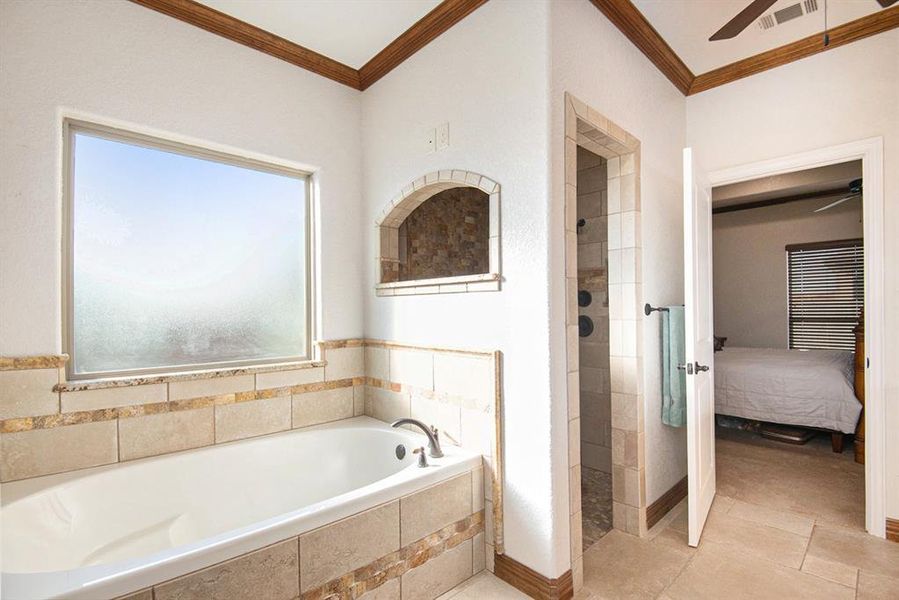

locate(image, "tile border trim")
(0, 355), (69, 371)
(302, 509), (484, 600)
(1, 378), (360, 434)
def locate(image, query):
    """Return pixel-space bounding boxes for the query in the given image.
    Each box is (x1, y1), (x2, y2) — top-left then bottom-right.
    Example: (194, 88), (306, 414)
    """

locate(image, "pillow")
(714, 336), (728, 352)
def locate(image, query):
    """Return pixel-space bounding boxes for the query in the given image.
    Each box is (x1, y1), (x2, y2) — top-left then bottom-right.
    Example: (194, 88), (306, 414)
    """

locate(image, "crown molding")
(129, 0), (488, 92)
(589, 0), (694, 95)
(689, 7), (899, 95)
(129, 0), (361, 88)
(590, 1), (899, 97)
(359, 0), (489, 90)
(130, 0), (897, 96)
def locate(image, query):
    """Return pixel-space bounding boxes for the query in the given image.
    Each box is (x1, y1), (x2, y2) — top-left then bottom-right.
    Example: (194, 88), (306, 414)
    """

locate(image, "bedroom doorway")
(695, 138), (886, 541)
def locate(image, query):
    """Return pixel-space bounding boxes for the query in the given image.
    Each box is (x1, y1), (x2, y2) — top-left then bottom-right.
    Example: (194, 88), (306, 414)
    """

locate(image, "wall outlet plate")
(437, 122), (449, 151)
(425, 128), (436, 154)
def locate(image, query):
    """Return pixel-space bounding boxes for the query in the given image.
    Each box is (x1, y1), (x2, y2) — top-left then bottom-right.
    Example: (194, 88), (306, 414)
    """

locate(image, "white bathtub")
(1, 416), (480, 599)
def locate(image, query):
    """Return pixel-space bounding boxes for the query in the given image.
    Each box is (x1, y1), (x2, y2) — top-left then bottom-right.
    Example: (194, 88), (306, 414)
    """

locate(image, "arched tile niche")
(375, 170), (501, 296)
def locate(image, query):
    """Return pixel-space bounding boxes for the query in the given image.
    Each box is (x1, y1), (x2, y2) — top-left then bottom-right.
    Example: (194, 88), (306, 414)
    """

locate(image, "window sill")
(55, 359), (326, 392)
(375, 273), (501, 296)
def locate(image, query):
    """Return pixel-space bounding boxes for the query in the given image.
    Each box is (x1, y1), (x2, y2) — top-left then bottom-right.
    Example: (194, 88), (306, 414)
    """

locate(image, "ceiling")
(712, 160), (862, 209)
(632, 0), (881, 73)
(197, 0), (442, 68)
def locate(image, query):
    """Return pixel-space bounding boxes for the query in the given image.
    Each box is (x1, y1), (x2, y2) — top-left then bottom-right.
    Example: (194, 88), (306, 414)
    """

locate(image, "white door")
(683, 147), (716, 547)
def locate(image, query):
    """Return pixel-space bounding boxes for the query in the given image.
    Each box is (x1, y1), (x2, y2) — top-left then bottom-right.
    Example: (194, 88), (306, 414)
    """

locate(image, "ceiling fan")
(709, 0), (897, 41)
(814, 178), (862, 213)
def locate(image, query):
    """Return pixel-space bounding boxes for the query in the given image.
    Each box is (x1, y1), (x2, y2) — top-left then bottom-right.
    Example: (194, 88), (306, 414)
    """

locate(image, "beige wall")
(713, 197), (863, 349)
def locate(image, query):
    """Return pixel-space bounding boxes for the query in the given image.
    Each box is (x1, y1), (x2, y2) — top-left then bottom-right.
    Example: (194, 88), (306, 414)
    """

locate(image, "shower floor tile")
(581, 466), (612, 552)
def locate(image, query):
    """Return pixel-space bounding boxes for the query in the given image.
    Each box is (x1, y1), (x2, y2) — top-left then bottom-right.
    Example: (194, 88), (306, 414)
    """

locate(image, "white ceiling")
(198, 0), (442, 69)
(632, 0), (882, 73)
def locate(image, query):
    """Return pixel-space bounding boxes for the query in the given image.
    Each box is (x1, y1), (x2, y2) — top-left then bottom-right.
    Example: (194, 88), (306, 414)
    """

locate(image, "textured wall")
(361, 0), (562, 577)
(550, 0), (688, 511)
(398, 187), (489, 281)
(0, 0), (364, 354)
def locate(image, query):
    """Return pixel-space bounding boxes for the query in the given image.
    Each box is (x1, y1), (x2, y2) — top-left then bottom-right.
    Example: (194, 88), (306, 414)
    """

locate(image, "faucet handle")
(413, 446), (428, 468)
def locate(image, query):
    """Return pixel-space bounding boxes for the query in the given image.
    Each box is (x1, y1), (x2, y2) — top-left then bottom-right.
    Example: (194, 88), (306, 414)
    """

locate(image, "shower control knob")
(578, 290), (592, 307)
(578, 315), (594, 337)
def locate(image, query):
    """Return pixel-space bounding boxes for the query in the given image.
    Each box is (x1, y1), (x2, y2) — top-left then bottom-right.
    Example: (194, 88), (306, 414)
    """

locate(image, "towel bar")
(644, 303), (669, 316)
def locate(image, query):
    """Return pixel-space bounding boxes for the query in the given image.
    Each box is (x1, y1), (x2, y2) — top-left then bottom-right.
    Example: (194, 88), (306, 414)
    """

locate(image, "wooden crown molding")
(589, 0), (694, 95)
(359, 0), (489, 90)
(494, 552), (573, 600)
(689, 7), (899, 95)
(129, 0), (361, 88)
(589, 1), (899, 97)
(130, 0), (896, 97)
(129, 0), (487, 92)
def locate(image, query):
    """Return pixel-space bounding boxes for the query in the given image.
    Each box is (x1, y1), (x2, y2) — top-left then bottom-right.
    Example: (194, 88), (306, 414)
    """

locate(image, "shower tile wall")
(576, 147), (611, 473)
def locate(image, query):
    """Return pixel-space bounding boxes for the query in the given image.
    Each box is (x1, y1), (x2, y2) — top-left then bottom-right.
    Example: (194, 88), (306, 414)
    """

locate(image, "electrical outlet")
(425, 128), (436, 154)
(437, 122), (449, 151)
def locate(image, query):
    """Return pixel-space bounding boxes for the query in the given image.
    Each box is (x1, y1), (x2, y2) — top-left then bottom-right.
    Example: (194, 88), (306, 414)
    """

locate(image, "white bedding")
(714, 347), (861, 434)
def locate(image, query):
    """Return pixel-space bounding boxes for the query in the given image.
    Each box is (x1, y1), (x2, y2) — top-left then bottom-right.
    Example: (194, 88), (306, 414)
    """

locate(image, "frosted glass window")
(67, 124), (309, 378)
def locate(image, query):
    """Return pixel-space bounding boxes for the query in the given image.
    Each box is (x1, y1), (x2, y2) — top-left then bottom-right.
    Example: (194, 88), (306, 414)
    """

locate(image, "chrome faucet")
(391, 418), (444, 458)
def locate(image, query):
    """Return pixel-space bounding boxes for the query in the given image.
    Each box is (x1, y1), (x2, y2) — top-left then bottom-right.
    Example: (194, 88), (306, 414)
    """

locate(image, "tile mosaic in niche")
(397, 187), (489, 281)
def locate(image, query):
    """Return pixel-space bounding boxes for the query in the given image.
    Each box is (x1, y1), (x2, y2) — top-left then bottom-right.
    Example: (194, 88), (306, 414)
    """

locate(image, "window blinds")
(787, 239), (863, 352)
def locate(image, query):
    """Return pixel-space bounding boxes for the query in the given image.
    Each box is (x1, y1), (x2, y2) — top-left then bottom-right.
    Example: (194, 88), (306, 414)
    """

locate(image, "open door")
(683, 147), (716, 547)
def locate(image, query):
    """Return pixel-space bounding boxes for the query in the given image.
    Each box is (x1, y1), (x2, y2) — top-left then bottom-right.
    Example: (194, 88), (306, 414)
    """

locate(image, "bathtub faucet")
(390, 418), (444, 458)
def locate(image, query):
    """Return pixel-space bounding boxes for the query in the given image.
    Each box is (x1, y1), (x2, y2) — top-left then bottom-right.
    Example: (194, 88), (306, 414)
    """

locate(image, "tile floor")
(436, 571), (529, 600)
(442, 429), (898, 599)
(581, 466), (613, 551)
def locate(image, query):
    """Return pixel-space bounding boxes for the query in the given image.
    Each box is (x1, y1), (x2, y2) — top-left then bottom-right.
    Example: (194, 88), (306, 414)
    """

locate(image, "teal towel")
(661, 306), (687, 427)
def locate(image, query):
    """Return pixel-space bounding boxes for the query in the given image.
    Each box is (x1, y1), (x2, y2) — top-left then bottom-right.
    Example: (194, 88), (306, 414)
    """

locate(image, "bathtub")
(1, 416), (480, 599)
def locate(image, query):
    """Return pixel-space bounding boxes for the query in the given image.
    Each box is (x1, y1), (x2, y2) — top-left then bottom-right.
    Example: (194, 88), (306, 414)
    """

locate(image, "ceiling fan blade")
(710, 0), (779, 41)
(814, 194), (858, 213)
(876, 0), (898, 7)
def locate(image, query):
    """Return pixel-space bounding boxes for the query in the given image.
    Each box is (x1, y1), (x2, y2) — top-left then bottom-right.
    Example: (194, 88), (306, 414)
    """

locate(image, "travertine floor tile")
(663, 540), (855, 600)
(700, 510), (809, 568)
(800, 554), (858, 588)
(806, 523), (899, 579)
(668, 494), (732, 535)
(715, 428), (864, 530)
(727, 499), (815, 537)
(582, 530), (692, 599)
(436, 571), (529, 600)
(856, 570), (899, 600)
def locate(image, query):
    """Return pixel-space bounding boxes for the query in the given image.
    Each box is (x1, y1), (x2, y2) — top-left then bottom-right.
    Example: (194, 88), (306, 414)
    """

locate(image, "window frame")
(786, 237), (864, 352)
(62, 118), (314, 381)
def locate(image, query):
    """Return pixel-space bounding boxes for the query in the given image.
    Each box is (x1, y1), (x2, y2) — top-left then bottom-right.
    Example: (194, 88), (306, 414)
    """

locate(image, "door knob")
(677, 363), (694, 375)
(694, 362), (710, 372)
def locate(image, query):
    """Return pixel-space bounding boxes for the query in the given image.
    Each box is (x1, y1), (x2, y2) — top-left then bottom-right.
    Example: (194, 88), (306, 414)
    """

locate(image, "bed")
(714, 347), (862, 446)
